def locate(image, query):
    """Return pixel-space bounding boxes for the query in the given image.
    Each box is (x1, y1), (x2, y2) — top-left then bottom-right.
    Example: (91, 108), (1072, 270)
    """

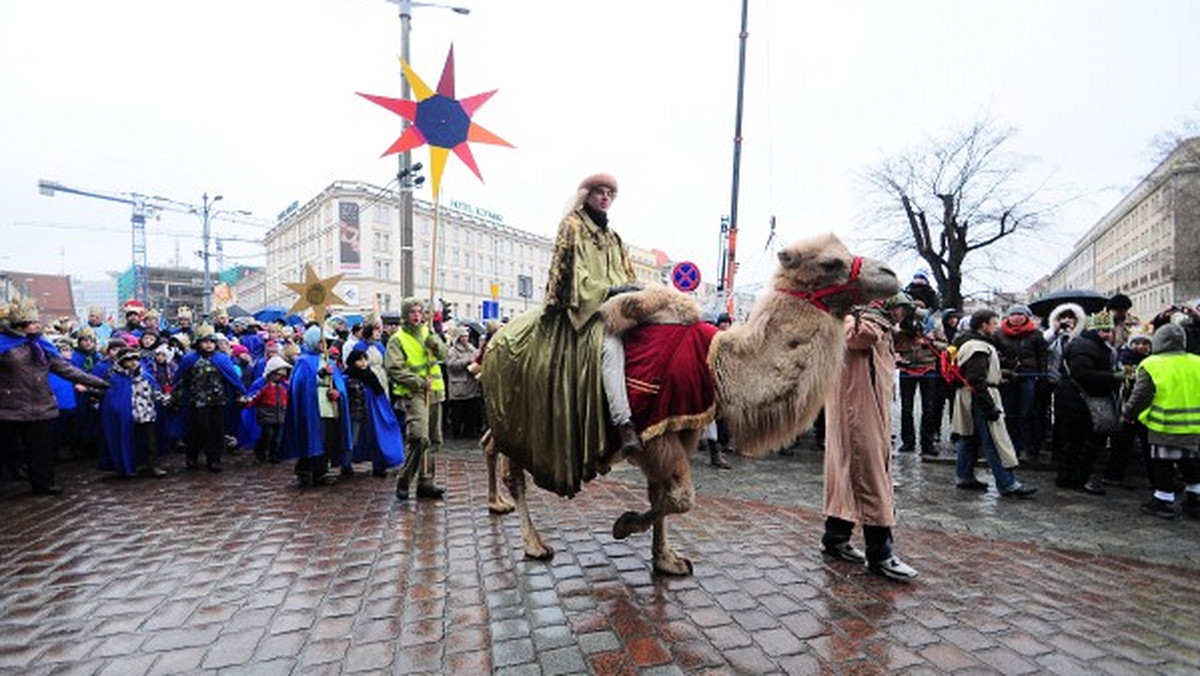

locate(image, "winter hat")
(578, 173), (618, 194)
(303, 325), (323, 352)
(75, 326), (97, 343)
(401, 297), (425, 316)
(265, 355), (292, 377)
(1005, 304), (1032, 318)
(155, 344), (173, 358)
(346, 348), (368, 366)
(884, 292), (914, 310)
(1086, 311), (1115, 330)
(912, 269), (930, 282)
(114, 347), (141, 364)
(230, 344), (250, 359)
(1127, 331), (1152, 346)
(171, 333), (191, 352)
(106, 337), (127, 353)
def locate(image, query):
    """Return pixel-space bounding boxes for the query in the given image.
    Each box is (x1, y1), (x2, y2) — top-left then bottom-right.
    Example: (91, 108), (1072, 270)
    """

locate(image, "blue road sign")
(671, 261), (701, 292)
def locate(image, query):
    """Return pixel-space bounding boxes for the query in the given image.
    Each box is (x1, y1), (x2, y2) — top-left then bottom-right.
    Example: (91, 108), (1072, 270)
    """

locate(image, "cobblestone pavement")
(1, 437), (1198, 675)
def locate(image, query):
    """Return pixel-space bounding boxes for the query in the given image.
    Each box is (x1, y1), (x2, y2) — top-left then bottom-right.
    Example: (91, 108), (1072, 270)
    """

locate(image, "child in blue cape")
(100, 347), (170, 478)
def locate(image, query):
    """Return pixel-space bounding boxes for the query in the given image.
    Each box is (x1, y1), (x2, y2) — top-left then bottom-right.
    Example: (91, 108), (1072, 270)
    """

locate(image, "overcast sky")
(2, 0), (1198, 298)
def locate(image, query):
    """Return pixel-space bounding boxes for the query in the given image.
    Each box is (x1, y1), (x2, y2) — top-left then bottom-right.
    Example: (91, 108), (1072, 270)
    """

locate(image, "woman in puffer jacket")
(1054, 311), (1122, 495)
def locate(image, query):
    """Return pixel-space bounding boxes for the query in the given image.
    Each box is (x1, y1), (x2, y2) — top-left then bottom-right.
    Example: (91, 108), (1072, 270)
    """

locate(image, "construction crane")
(37, 179), (266, 313)
(37, 179), (189, 305)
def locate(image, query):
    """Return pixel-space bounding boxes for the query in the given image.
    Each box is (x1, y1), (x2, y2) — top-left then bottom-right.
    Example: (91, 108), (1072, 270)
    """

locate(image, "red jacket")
(249, 381), (289, 424)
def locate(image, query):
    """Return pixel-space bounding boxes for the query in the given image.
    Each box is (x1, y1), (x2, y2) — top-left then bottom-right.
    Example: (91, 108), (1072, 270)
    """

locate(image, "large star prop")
(358, 45), (513, 197)
(285, 264), (347, 327)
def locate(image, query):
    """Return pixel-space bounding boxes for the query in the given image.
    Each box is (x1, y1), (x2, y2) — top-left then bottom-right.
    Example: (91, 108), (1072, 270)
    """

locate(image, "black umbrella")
(1028, 289), (1109, 318)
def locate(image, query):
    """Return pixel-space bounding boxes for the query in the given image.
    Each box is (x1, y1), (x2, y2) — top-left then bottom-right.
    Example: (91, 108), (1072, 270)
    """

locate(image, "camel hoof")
(653, 553), (694, 577)
(488, 497), (515, 515)
(612, 511), (642, 540)
(523, 541), (555, 561)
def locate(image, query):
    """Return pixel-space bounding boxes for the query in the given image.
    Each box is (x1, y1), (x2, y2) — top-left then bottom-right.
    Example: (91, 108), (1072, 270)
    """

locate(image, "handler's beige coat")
(823, 312), (897, 528)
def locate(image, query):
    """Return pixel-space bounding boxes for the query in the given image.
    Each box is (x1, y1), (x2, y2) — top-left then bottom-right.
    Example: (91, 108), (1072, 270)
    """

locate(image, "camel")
(481, 233), (899, 575)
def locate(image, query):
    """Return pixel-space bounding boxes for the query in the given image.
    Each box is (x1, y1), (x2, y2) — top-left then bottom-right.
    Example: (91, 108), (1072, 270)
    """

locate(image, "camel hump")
(600, 286), (703, 338)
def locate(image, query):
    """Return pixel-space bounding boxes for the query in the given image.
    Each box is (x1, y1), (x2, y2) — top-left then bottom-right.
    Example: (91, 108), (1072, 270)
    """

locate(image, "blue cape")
(98, 365), (158, 475)
(279, 350), (352, 459)
(351, 378), (405, 469)
(0, 332), (60, 357)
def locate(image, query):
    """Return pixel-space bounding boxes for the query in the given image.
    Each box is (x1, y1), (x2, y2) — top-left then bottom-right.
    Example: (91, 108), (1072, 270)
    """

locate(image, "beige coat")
(951, 339), (1019, 468)
(823, 312), (896, 528)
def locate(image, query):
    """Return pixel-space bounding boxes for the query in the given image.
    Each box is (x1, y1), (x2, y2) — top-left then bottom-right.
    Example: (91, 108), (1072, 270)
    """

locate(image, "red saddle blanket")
(625, 322), (719, 441)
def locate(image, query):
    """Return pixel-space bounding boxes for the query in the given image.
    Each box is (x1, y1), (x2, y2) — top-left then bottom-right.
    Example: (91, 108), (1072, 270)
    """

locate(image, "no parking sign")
(671, 261), (701, 292)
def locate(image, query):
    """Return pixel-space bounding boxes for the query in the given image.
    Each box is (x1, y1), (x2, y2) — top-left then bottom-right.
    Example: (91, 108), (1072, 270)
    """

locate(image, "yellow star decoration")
(284, 265), (347, 326)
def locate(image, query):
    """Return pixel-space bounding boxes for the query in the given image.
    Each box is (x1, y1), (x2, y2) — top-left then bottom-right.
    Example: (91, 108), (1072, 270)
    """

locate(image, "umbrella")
(225, 304), (252, 319)
(456, 318), (487, 336)
(253, 305), (288, 324)
(1028, 289), (1109, 318)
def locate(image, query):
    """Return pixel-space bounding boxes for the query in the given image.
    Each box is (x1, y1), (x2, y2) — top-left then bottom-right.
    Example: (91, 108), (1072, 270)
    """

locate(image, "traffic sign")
(671, 261), (702, 292)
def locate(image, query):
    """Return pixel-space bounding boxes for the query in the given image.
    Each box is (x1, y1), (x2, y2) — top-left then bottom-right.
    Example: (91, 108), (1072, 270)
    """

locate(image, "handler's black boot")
(395, 475), (409, 501)
(618, 422), (642, 455)
(709, 441), (732, 470)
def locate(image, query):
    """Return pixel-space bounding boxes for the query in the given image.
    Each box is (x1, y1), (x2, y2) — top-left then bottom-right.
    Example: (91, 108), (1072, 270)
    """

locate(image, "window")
(374, 260), (391, 280)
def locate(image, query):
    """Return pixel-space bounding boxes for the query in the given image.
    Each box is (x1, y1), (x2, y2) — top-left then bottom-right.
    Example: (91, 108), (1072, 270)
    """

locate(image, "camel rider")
(385, 297), (449, 501)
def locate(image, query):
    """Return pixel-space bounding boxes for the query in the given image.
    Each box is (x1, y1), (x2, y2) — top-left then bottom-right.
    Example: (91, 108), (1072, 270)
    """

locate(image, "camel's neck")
(709, 293), (845, 457)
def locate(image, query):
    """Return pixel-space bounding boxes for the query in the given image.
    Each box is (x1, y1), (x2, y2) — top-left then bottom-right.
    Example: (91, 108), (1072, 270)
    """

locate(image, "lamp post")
(200, 193), (223, 316)
(384, 0), (469, 299)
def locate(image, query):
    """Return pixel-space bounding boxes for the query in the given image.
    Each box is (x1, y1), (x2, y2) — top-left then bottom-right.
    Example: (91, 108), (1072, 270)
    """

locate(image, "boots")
(618, 422), (643, 455)
(708, 440), (732, 470)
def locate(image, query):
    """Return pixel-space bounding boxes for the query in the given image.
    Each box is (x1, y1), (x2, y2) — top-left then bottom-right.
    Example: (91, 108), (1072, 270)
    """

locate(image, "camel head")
(773, 233), (899, 317)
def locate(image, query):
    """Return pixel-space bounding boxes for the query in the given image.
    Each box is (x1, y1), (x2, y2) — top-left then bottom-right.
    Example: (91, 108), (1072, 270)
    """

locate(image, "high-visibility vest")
(1137, 352), (1200, 435)
(391, 326), (444, 398)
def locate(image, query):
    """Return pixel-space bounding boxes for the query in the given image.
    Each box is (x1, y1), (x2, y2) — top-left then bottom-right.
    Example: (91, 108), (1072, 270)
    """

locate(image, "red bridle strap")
(776, 256), (863, 313)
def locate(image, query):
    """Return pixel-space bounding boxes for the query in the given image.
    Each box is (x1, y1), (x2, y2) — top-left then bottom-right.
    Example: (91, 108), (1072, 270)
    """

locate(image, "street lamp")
(383, 0), (470, 298)
(200, 193), (222, 316)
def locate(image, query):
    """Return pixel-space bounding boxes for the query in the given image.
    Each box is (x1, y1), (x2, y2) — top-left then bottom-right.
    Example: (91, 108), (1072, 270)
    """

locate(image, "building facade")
(1044, 138), (1200, 319)
(263, 181), (673, 322)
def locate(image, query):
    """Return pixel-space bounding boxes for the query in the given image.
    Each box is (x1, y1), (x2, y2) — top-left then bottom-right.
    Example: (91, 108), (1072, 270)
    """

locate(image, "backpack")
(939, 345), (974, 392)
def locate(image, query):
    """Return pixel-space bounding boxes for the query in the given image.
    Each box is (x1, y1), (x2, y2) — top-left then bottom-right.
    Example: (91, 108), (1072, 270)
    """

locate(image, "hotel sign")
(448, 199), (504, 224)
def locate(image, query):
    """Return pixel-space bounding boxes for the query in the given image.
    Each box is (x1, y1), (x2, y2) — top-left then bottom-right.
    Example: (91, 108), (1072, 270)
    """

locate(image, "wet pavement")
(2, 435), (1199, 675)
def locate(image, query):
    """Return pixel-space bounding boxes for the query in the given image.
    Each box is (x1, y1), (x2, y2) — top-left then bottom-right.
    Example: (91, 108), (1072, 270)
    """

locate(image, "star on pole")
(285, 264), (347, 327)
(357, 45), (513, 197)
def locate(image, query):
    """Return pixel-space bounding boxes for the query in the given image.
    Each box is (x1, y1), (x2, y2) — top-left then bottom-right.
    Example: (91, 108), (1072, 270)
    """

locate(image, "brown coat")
(823, 311), (897, 528)
(0, 334), (109, 422)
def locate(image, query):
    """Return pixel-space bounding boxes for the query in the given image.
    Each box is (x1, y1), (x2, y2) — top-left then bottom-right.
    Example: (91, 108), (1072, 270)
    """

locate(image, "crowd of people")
(0, 296), (495, 500)
(870, 274), (1200, 516)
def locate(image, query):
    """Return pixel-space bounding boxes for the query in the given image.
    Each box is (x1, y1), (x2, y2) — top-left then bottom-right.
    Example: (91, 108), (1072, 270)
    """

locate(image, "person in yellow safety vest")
(1123, 322), (1200, 519)
(384, 297), (449, 501)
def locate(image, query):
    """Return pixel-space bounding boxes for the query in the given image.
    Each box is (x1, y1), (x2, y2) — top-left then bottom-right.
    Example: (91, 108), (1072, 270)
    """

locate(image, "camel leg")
(651, 515), (693, 576)
(643, 482), (693, 576)
(480, 431), (514, 515)
(505, 463), (554, 560)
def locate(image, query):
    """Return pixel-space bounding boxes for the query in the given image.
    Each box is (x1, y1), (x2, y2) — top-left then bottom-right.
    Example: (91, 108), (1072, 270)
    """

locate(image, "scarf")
(583, 203), (608, 228)
(1000, 318), (1038, 337)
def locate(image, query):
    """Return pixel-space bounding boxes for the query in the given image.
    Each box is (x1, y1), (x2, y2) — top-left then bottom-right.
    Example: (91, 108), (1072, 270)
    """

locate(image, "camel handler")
(385, 297), (449, 501)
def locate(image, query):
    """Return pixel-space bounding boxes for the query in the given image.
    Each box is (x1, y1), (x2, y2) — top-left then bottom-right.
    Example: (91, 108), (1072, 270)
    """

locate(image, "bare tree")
(863, 119), (1054, 310)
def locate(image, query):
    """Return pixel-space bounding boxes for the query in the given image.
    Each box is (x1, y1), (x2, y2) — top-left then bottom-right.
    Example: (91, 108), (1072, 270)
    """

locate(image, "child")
(248, 356), (291, 463)
(343, 348), (405, 478)
(342, 349), (370, 475)
(280, 325), (351, 487)
(101, 347), (169, 478)
(174, 324), (248, 472)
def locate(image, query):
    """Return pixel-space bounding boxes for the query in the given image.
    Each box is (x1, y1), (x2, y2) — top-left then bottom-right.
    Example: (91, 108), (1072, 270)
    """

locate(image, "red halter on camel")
(776, 256), (863, 313)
